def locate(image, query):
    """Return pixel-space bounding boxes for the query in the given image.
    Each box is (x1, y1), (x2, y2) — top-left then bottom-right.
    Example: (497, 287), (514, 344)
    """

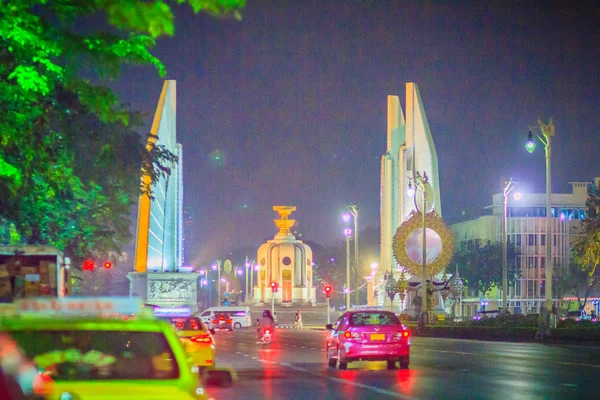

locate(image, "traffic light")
(324, 285), (332, 298)
(83, 259), (95, 271)
(103, 261), (112, 269)
(270, 282), (278, 293)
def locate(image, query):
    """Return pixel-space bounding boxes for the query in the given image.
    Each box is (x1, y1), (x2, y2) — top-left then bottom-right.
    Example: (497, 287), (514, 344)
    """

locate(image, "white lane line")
(236, 351), (242, 354)
(278, 362), (420, 400)
(561, 383), (578, 387)
(310, 347), (316, 350)
(422, 349), (600, 368)
(243, 354), (250, 357)
(251, 356), (258, 360)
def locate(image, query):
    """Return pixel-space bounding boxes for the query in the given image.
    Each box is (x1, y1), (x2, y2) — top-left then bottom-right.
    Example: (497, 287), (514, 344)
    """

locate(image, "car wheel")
(234, 322), (242, 329)
(337, 348), (347, 370)
(387, 359), (397, 369)
(327, 346), (336, 368)
(400, 356), (409, 369)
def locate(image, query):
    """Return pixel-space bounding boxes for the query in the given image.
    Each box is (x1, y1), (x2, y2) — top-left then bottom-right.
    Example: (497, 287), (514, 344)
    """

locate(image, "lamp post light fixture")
(344, 226), (353, 310)
(346, 204), (360, 306)
(502, 178), (519, 313)
(407, 170), (430, 327)
(525, 119), (556, 315)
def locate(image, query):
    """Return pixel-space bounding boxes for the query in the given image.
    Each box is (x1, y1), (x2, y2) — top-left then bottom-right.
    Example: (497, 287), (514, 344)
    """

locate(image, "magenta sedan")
(326, 310), (410, 370)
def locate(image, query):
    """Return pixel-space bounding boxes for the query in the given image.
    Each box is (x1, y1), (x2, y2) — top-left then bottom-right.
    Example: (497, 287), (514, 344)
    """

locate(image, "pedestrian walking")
(294, 310), (303, 329)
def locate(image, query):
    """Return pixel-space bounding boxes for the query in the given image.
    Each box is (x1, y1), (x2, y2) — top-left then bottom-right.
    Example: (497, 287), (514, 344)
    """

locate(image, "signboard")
(15, 296), (142, 316)
(223, 259), (232, 274)
(154, 306), (192, 318)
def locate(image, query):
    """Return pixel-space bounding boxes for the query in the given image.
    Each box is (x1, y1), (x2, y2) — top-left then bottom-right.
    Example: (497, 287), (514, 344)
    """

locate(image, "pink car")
(326, 310), (410, 370)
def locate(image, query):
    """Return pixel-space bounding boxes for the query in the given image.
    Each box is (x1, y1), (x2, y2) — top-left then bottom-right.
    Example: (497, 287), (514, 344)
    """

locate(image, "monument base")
(127, 272), (200, 312)
(251, 286), (316, 305)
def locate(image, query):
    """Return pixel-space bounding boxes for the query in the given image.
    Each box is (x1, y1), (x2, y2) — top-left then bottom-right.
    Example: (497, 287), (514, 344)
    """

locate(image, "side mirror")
(205, 369), (234, 388)
(326, 324), (333, 330)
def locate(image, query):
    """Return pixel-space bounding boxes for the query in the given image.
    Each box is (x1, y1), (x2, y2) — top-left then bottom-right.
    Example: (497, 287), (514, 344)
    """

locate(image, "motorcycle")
(260, 328), (273, 347)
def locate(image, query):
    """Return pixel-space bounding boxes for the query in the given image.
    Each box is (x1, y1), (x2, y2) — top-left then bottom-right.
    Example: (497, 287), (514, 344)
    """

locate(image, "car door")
(327, 315), (346, 356)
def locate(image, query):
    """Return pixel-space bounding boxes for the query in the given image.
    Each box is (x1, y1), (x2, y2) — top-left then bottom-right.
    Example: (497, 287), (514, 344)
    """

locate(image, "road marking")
(243, 354), (250, 357)
(422, 349), (600, 369)
(278, 362), (420, 400)
(561, 383), (578, 387)
(236, 351), (242, 354)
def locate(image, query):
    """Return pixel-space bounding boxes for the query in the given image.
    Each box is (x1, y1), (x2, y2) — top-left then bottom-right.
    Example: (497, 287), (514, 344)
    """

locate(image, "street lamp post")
(502, 178), (519, 313)
(244, 260), (251, 304)
(344, 227), (352, 310)
(347, 205), (359, 306)
(407, 171), (430, 327)
(526, 119), (555, 314)
(212, 260), (222, 306)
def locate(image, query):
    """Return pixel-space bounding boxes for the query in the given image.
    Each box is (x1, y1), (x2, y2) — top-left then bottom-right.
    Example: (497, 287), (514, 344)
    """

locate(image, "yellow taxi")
(154, 307), (216, 376)
(0, 297), (208, 400)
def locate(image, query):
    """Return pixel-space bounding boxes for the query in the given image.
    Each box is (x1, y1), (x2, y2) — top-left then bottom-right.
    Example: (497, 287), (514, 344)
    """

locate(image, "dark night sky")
(111, 1), (600, 265)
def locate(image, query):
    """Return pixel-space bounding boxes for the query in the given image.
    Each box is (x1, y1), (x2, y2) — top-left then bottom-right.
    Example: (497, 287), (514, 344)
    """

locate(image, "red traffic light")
(325, 285), (332, 298)
(270, 281), (278, 293)
(83, 260), (94, 271)
(103, 261), (112, 269)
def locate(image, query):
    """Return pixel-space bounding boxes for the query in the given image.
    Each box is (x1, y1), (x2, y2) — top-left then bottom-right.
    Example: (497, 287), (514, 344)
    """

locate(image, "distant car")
(473, 310), (500, 320)
(326, 310), (410, 370)
(208, 312), (233, 332)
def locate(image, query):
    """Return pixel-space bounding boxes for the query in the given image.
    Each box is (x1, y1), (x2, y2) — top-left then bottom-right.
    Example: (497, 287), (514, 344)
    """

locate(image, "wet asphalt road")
(208, 327), (600, 400)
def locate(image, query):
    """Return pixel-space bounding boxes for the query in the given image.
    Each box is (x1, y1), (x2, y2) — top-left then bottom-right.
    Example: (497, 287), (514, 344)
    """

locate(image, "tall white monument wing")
(380, 83), (441, 272)
(134, 80), (183, 273)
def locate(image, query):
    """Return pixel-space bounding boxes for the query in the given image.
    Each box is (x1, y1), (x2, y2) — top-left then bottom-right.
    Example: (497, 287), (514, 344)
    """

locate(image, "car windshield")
(349, 312), (400, 326)
(10, 330), (179, 381)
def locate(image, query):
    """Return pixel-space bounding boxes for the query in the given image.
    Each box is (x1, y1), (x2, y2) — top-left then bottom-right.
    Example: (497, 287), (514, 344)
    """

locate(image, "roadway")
(209, 327), (600, 400)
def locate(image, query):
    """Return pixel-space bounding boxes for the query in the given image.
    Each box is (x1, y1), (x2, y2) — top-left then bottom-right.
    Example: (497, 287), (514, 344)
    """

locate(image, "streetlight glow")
(371, 262), (378, 270)
(525, 131), (536, 153)
(344, 228), (352, 237)
(407, 182), (415, 197)
(513, 192), (522, 201)
(342, 213), (351, 223)
(211, 263), (218, 271)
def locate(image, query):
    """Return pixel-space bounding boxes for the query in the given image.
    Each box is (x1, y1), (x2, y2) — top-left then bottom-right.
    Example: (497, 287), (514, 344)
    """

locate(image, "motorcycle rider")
(257, 310), (276, 342)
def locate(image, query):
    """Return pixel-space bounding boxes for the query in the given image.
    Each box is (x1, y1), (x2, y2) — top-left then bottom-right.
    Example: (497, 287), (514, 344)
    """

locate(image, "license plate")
(219, 321), (225, 324)
(370, 333), (385, 341)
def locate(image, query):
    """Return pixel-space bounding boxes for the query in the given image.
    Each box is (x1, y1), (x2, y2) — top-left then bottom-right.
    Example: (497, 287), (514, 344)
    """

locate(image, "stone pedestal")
(128, 272), (200, 312)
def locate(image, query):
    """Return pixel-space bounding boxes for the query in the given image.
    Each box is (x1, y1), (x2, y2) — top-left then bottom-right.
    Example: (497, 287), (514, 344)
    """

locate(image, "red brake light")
(191, 320), (197, 328)
(190, 334), (212, 344)
(176, 322), (183, 329)
(226, 319), (232, 324)
(219, 315), (225, 320)
(212, 320), (218, 324)
(264, 329), (271, 334)
(403, 330), (410, 337)
(344, 331), (351, 339)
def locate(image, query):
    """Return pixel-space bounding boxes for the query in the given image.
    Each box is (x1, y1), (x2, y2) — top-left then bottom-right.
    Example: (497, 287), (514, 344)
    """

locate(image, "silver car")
(208, 311), (233, 332)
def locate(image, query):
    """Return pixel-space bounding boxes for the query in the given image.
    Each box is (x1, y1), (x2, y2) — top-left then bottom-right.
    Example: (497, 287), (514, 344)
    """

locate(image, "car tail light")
(393, 330), (410, 342)
(176, 322), (183, 329)
(226, 319), (232, 324)
(219, 315), (225, 320)
(212, 320), (218, 324)
(264, 329), (272, 335)
(190, 334), (212, 344)
(191, 320), (197, 328)
(343, 331), (361, 340)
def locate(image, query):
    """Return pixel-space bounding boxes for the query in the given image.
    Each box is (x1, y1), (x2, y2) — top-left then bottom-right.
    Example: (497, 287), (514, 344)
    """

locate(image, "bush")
(440, 314), (539, 328)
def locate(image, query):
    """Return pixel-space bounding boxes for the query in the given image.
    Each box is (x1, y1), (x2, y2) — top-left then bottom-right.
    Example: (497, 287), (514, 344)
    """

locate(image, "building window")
(553, 235), (557, 247)
(527, 280), (534, 297)
(541, 234), (546, 246)
(528, 234), (536, 246)
(516, 235), (522, 246)
(515, 281), (521, 296)
(527, 257), (535, 269)
(540, 257), (546, 268)
(540, 280), (545, 297)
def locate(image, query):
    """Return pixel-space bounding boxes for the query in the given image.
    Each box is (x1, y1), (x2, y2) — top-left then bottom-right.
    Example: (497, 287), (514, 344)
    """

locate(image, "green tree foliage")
(573, 183), (600, 275)
(569, 182), (600, 308)
(453, 241), (521, 298)
(0, 0), (244, 261)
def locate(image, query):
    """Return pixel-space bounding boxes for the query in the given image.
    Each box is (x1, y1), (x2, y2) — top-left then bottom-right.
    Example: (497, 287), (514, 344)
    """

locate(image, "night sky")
(112, 1), (600, 265)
